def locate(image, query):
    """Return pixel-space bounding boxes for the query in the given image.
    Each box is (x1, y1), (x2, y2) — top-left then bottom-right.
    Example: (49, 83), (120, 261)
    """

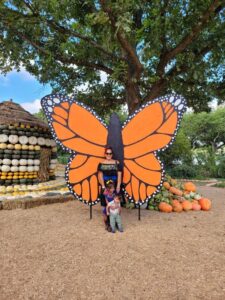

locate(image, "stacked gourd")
(0, 123), (57, 186)
(0, 179), (68, 197)
(148, 175), (212, 212)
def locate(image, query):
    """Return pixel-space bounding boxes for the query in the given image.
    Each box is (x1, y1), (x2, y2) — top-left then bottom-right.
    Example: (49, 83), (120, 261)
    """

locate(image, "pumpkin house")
(0, 100), (57, 187)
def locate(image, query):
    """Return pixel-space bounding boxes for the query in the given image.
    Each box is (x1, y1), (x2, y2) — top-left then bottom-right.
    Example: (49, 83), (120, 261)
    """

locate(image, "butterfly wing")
(122, 94), (186, 204)
(41, 94), (108, 204)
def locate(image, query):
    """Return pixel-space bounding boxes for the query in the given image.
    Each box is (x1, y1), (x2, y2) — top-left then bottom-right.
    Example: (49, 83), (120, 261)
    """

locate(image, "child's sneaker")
(119, 229), (123, 232)
(111, 230), (115, 233)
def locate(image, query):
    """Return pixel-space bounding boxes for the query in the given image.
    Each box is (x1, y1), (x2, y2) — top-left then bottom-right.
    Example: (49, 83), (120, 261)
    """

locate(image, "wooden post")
(90, 204), (92, 220)
(138, 203), (141, 221)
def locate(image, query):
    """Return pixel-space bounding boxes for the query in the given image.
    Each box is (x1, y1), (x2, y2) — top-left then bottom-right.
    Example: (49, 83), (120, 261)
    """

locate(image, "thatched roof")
(0, 100), (49, 129)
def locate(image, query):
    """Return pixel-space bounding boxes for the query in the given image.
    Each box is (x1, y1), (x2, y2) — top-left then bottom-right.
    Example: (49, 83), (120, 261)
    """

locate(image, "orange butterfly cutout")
(41, 94), (186, 205)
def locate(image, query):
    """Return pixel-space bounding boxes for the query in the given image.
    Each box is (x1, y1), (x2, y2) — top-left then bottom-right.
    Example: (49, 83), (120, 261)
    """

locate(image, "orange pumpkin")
(182, 200), (192, 211)
(199, 198), (211, 211)
(192, 200), (199, 205)
(169, 186), (183, 196)
(159, 202), (173, 213)
(192, 203), (201, 211)
(184, 182), (196, 192)
(173, 203), (183, 212)
(163, 182), (171, 190)
(171, 199), (180, 207)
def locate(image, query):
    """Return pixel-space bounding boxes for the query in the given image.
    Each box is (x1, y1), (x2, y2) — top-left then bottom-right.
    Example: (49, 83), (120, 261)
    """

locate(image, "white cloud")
(21, 99), (41, 114)
(10, 67), (36, 81)
(100, 71), (108, 82)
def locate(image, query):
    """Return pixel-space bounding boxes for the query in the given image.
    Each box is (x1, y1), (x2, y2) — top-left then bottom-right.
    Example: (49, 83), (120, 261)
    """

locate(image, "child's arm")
(106, 204), (110, 216)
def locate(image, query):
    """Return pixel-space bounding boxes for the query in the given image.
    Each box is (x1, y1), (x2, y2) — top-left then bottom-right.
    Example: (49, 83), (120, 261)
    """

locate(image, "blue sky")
(0, 68), (52, 113)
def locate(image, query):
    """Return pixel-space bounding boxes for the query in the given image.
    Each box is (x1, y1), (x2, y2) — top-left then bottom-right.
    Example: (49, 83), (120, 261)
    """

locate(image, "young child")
(107, 194), (123, 233)
(102, 182), (115, 231)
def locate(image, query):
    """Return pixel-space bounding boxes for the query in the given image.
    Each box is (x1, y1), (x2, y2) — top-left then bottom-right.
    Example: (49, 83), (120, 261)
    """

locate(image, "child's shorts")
(102, 207), (107, 215)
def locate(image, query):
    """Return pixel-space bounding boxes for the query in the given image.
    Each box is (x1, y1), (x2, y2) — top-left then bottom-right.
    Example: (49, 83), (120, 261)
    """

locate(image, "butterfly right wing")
(41, 94), (108, 204)
(122, 94), (186, 204)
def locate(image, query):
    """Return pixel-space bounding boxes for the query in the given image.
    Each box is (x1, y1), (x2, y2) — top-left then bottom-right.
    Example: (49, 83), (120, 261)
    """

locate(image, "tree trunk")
(126, 79), (167, 115)
(143, 79), (167, 104)
(38, 147), (51, 182)
(126, 82), (140, 114)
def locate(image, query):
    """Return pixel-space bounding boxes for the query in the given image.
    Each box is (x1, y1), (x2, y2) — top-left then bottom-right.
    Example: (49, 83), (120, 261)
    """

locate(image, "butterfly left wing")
(122, 94), (186, 204)
(67, 154), (103, 204)
(41, 94), (107, 204)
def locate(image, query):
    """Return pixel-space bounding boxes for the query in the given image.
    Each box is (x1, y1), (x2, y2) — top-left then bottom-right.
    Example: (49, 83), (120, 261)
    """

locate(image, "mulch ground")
(1, 186), (225, 300)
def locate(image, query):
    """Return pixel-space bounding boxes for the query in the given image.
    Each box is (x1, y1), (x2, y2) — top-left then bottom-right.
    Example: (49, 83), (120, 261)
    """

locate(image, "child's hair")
(106, 182), (115, 190)
(114, 194), (122, 201)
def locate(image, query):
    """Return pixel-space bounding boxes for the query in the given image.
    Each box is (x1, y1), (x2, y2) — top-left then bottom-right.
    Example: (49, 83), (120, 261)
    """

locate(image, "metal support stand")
(90, 204), (92, 220)
(138, 204), (141, 221)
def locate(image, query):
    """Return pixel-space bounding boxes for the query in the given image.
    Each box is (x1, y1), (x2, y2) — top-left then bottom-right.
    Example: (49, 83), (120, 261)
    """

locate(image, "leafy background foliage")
(0, 0), (224, 114)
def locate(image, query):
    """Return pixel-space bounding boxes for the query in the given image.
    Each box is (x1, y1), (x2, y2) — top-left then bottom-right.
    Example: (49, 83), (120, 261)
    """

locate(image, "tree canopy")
(182, 107), (225, 151)
(0, 0), (224, 114)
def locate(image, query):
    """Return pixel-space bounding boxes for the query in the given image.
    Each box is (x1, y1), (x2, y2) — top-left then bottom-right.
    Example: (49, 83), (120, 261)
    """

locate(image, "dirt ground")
(1, 186), (225, 300)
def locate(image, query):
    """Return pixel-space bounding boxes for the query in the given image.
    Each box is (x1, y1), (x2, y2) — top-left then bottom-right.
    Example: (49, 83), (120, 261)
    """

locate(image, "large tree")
(0, 0), (224, 114)
(181, 107), (225, 152)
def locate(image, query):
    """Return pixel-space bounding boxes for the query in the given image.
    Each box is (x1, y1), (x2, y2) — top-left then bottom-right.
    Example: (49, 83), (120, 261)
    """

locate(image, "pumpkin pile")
(148, 175), (211, 212)
(0, 179), (69, 200)
(0, 123), (57, 186)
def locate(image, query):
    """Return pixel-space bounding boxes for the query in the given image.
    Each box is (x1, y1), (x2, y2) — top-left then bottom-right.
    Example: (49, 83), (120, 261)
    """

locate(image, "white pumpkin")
(5, 185), (13, 192)
(50, 140), (56, 147)
(27, 159), (34, 165)
(50, 159), (57, 164)
(28, 136), (37, 145)
(19, 136), (28, 145)
(45, 139), (51, 147)
(0, 134), (8, 143)
(2, 165), (10, 172)
(3, 159), (11, 165)
(19, 166), (27, 172)
(27, 166), (34, 172)
(11, 166), (19, 172)
(11, 159), (19, 166)
(34, 166), (39, 171)
(49, 164), (56, 170)
(37, 137), (45, 146)
(6, 186), (13, 192)
(0, 143), (7, 149)
(19, 159), (27, 166)
(34, 159), (40, 166)
(9, 135), (19, 144)
(0, 186), (6, 193)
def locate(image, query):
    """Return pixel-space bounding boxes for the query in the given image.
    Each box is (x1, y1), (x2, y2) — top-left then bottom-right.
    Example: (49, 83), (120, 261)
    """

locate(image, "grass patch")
(212, 182), (225, 188)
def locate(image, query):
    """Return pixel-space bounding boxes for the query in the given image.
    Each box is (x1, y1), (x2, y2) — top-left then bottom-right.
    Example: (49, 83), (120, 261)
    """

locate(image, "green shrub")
(58, 154), (70, 165)
(166, 165), (198, 178)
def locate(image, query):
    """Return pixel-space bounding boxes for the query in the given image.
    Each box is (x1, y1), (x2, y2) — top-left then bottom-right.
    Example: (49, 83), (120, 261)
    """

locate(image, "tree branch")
(13, 29), (114, 75)
(3, 2), (123, 62)
(167, 0), (223, 60)
(99, 0), (143, 78)
(155, 0), (223, 78)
